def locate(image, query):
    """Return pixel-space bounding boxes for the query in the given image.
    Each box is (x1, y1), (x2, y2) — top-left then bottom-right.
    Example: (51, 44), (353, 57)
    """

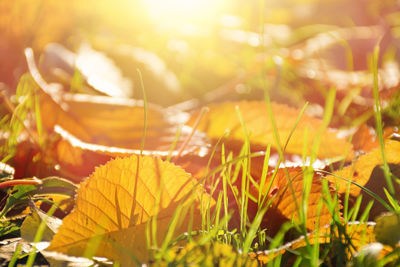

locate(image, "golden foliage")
(250, 167), (335, 234)
(187, 101), (353, 160)
(48, 155), (213, 264)
(328, 140), (400, 198)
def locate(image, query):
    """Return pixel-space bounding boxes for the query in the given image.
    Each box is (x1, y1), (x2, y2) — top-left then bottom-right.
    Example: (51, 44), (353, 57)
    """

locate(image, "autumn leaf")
(328, 139), (400, 218)
(250, 222), (392, 264)
(26, 48), (208, 152)
(249, 167), (335, 234)
(47, 155), (213, 264)
(165, 241), (258, 266)
(31, 125), (209, 182)
(352, 125), (398, 153)
(187, 101), (353, 160)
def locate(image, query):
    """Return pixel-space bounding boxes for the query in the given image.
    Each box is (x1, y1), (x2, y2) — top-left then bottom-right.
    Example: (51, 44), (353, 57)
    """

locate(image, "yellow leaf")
(251, 222), (392, 264)
(47, 155), (213, 264)
(187, 101), (353, 160)
(166, 241), (258, 266)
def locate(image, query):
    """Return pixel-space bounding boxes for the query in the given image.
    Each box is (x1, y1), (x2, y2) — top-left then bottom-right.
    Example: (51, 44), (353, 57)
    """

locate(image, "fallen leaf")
(39, 125), (208, 182)
(328, 139), (400, 218)
(249, 167), (335, 234)
(352, 125), (398, 153)
(187, 101), (353, 160)
(165, 241), (258, 266)
(250, 221), (392, 264)
(94, 42), (188, 106)
(47, 155), (213, 264)
(26, 48), (208, 152)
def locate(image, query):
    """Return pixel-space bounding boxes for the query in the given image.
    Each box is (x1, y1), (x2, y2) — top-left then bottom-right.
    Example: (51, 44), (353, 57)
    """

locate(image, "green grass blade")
(371, 43), (395, 195)
(26, 202), (59, 267)
(137, 69), (147, 156)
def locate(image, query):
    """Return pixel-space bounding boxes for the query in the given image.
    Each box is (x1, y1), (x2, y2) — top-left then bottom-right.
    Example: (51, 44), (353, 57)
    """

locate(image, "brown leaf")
(47, 155), (213, 264)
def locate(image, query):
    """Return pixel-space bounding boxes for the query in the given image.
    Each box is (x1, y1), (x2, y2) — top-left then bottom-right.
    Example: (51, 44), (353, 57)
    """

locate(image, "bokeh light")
(142, 0), (226, 28)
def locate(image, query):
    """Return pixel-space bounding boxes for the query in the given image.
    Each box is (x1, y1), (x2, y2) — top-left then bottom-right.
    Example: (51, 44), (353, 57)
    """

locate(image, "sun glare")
(142, 0), (223, 27)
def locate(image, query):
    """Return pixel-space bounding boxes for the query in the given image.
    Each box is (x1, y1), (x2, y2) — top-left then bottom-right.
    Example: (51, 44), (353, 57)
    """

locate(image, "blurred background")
(1, 0), (400, 125)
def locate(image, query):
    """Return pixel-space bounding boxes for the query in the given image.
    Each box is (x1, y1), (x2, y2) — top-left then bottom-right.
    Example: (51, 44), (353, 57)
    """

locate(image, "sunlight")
(142, 0), (223, 27)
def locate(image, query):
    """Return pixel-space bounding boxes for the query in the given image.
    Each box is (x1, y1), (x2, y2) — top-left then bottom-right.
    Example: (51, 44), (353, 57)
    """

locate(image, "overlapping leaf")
(250, 222), (392, 264)
(26, 48), (208, 152)
(187, 101), (353, 160)
(47, 155), (213, 264)
(250, 167), (335, 234)
(327, 139), (400, 217)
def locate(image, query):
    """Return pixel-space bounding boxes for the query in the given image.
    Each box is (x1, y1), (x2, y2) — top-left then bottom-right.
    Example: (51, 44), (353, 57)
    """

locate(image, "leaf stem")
(0, 178), (41, 189)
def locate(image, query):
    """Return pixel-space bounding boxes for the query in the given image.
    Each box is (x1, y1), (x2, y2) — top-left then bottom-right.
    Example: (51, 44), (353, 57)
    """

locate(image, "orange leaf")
(44, 125), (209, 182)
(328, 139), (400, 218)
(187, 101), (353, 160)
(250, 167), (335, 234)
(47, 155), (213, 264)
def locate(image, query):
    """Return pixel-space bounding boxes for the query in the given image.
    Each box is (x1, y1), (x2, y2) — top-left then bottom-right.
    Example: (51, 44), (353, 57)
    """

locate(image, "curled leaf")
(26, 48), (208, 152)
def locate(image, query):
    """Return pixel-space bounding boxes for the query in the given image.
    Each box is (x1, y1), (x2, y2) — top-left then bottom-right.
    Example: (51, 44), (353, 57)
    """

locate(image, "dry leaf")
(47, 155), (213, 264)
(38, 43), (133, 98)
(328, 139), (400, 218)
(187, 101), (353, 160)
(40, 125), (208, 182)
(166, 241), (258, 266)
(352, 125), (398, 153)
(26, 48), (208, 153)
(250, 222), (392, 264)
(249, 167), (335, 234)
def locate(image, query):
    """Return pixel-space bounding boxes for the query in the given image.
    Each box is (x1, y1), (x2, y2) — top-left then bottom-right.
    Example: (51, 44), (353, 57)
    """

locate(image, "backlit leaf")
(165, 241), (258, 266)
(250, 167), (335, 234)
(250, 222), (392, 264)
(47, 155), (213, 264)
(39, 125), (209, 182)
(328, 140), (400, 217)
(26, 48), (208, 152)
(187, 101), (353, 160)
